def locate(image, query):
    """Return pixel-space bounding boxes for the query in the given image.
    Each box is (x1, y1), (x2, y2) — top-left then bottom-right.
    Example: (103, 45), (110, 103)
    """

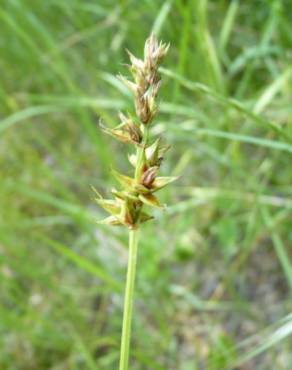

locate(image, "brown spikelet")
(94, 34), (177, 229)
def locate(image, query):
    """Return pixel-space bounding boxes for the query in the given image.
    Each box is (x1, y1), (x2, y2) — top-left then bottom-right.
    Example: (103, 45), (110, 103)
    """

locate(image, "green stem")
(135, 126), (149, 180)
(119, 228), (139, 370)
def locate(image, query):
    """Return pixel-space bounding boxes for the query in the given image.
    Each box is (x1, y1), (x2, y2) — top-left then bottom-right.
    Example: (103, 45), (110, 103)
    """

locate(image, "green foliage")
(1, 0), (291, 369)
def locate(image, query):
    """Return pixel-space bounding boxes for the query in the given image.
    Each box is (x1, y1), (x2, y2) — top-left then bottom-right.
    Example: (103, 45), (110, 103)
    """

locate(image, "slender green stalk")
(119, 228), (140, 370)
(135, 127), (149, 180)
(95, 35), (173, 368)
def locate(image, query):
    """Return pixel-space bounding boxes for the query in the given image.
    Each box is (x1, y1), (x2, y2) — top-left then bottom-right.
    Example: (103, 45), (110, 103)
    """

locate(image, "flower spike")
(94, 34), (176, 229)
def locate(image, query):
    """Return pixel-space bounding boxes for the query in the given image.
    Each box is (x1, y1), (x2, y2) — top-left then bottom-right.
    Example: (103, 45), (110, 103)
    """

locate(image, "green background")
(1, 0), (291, 369)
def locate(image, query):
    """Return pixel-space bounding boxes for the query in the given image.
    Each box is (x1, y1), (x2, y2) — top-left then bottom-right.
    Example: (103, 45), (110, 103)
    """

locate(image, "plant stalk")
(119, 228), (139, 370)
(135, 126), (149, 180)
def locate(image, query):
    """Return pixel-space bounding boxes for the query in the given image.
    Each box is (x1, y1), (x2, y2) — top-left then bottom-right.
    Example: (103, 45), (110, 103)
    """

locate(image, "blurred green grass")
(0, 0), (292, 369)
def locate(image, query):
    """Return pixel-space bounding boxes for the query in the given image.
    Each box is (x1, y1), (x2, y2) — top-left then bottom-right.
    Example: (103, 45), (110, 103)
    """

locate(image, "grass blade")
(160, 67), (292, 142)
(261, 208), (292, 291)
(40, 235), (122, 291)
(177, 125), (292, 154)
(151, 0), (173, 36)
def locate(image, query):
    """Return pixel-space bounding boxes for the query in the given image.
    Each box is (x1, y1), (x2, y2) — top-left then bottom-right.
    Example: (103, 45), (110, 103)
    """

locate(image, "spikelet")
(95, 34), (176, 229)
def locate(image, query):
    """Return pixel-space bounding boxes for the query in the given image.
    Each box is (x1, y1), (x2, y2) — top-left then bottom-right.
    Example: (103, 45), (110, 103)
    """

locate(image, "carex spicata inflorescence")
(94, 34), (177, 229)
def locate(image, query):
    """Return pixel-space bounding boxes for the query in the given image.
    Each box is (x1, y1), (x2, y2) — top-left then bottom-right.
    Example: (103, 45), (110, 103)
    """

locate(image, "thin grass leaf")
(167, 187), (292, 215)
(219, 0), (239, 59)
(160, 67), (292, 142)
(204, 314), (292, 370)
(9, 182), (95, 221)
(253, 67), (292, 114)
(40, 236), (122, 291)
(177, 126), (292, 154)
(193, 0), (224, 92)
(151, 0), (173, 36)
(0, 105), (64, 134)
(71, 329), (99, 370)
(225, 314), (292, 369)
(261, 208), (292, 291)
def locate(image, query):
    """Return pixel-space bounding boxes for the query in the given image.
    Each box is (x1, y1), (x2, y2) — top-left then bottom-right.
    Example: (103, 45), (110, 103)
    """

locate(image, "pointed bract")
(120, 198), (138, 227)
(111, 188), (139, 202)
(139, 193), (162, 208)
(111, 169), (135, 189)
(100, 125), (134, 144)
(97, 216), (122, 226)
(100, 120), (142, 145)
(139, 211), (154, 224)
(94, 197), (121, 215)
(153, 176), (178, 191)
(146, 138), (160, 164)
(117, 74), (137, 94)
(134, 183), (152, 194)
(126, 50), (144, 71)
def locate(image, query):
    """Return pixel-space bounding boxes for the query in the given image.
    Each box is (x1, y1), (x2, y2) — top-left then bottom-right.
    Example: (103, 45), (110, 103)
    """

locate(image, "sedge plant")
(93, 34), (176, 370)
